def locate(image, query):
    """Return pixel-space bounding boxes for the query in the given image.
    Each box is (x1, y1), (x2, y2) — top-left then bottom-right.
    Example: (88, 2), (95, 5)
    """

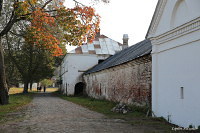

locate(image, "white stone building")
(60, 33), (126, 95)
(146, 0), (200, 128)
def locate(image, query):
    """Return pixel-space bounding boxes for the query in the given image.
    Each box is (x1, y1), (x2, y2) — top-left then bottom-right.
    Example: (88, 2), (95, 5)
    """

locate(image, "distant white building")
(147, 0), (200, 128)
(51, 66), (60, 87)
(18, 83), (37, 89)
(60, 33), (126, 95)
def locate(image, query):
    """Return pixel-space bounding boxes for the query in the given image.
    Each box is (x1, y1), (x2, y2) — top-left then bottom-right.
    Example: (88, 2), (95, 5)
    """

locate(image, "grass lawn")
(9, 88), (24, 94)
(9, 87), (58, 94)
(59, 94), (174, 132)
(44, 88), (58, 92)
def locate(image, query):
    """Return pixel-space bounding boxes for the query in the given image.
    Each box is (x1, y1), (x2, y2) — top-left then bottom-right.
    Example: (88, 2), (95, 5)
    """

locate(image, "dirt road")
(0, 93), (143, 133)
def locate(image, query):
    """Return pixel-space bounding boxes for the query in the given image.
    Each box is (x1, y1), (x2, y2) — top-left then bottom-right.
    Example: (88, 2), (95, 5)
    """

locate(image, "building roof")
(68, 35), (122, 55)
(85, 39), (152, 74)
(145, 0), (162, 38)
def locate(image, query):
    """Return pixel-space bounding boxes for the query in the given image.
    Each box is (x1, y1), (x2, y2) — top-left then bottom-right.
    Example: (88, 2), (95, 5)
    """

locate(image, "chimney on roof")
(87, 29), (100, 44)
(122, 34), (129, 50)
(96, 28), (100, 37)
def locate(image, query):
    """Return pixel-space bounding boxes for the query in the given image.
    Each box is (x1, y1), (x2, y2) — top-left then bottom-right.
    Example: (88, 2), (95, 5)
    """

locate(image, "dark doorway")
(74, 82), (85, 96)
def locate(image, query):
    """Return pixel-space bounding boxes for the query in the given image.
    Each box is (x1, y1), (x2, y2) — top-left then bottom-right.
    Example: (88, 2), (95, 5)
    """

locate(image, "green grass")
(60, 95), (118, 116)
(60, 95), (146, 119)
(0, 93), (34, 122)
(59, 94), (174, 132)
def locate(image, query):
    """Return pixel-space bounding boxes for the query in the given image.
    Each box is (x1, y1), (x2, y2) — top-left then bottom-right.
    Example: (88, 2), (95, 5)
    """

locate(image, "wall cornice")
(150, 17), (200, 45)
(147, 0), (167, 37)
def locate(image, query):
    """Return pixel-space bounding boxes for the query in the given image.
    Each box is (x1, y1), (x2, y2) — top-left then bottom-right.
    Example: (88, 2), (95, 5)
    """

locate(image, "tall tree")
(4, 32), (56, 93)
(4, 51), (21, 87)
(0, 0), (102, 104)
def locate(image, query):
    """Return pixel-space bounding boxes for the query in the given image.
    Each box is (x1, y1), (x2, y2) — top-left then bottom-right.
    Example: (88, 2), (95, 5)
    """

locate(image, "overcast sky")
(64, 0), (158, 51)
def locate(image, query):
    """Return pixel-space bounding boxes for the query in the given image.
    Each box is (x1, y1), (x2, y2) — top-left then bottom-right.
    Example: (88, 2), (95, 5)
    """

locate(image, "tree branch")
(41, 0), (53, 9)
(72, 0), (85, 6)
(0, 0), (3, 15)
(9, 31), (25, 37)
(0, 11), (17, 37)
(27, 0), (35, 11)
(19, 9), (57, 19)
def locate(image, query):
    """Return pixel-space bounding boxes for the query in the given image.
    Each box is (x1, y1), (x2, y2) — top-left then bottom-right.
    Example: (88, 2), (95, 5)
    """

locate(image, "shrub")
(197, 125), (200, 131)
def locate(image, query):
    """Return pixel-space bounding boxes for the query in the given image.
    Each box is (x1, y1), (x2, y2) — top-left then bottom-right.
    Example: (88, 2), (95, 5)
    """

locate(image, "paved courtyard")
(0, 93), (143, 133)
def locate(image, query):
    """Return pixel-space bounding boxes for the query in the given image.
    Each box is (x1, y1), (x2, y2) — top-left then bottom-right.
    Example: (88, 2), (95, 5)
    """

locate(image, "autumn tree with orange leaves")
(0, 0), (107, 105)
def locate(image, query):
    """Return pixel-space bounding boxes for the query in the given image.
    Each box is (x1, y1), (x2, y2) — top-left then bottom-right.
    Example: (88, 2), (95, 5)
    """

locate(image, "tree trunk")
(23, 80), (29, 93)
(0, 36), (9, 105)
(30, 81), (32, 91)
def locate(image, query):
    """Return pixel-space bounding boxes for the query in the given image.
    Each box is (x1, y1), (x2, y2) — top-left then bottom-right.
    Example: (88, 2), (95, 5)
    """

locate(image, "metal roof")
(68, 35), (122, 55)
(85, 39), (152, 74)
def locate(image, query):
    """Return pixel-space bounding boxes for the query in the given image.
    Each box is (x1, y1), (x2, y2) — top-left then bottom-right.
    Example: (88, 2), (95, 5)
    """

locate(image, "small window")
(180, 87), (184, 99)
(99, 83), (102, 95)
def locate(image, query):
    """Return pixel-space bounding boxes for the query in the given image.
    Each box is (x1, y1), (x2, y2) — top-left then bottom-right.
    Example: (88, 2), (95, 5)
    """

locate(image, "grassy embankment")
(59, 94), (174, 132)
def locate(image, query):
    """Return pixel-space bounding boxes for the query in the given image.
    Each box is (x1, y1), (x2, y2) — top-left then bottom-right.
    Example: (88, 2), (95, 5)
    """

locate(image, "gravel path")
(0, 93), (143, 133)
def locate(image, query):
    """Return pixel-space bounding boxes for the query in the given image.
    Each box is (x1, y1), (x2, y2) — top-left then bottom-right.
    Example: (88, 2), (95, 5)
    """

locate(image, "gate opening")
(74, 82), (85, 96)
